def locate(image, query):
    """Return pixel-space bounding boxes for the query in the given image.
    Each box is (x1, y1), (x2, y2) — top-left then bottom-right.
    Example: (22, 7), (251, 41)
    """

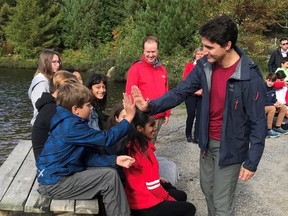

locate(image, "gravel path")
(156, 106), (288, 216)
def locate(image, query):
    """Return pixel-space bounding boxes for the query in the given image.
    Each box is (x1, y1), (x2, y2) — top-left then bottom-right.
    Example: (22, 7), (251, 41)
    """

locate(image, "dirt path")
(156, 107), (288, 216)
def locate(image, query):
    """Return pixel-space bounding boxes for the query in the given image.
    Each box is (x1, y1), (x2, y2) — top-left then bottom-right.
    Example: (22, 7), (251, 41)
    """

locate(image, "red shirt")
(209, 61), (239, 140)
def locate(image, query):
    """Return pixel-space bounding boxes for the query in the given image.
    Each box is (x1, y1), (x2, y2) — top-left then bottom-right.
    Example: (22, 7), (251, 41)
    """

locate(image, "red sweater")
(125, 55), (171, 119)
(124, 141), (175, 210)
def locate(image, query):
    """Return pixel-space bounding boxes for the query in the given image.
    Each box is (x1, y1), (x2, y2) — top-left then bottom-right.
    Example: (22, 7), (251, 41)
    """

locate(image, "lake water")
(0, 68), (125, 166)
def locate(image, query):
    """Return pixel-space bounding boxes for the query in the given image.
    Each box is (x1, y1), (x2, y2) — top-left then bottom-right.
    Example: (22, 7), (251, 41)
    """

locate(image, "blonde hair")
(56, 83), (92, 111)
(52, 70), (79, 91)
(35, 49), (62, 80)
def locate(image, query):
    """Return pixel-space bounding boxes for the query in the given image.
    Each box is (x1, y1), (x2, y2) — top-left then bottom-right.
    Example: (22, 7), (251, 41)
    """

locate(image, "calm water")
(0, 68), (125, 166)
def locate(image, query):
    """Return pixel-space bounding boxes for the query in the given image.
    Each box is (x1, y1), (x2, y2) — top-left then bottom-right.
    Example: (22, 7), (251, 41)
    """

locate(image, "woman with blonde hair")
(28, 49), (62, 125)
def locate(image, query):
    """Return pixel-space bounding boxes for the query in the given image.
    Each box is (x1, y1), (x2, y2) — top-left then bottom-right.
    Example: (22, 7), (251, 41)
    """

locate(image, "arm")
(241, 70), (266, 177)
(273, 80), (285, 89)
(132, 66), (202, 114)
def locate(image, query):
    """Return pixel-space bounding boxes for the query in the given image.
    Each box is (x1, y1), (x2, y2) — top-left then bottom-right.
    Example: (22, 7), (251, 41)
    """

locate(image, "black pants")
(131, 183), (196, 216)
(184, 95), (201, 139)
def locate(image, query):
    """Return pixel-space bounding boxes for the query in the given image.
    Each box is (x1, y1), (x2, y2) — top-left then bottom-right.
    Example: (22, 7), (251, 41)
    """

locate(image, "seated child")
(32, 70), (79, 160)
(36, 83), (136, 216)
(265, 73), (288, 138)
(275, 57), (288, 81)
(107, 103), (179, 185)
(123, 109), (196, 216)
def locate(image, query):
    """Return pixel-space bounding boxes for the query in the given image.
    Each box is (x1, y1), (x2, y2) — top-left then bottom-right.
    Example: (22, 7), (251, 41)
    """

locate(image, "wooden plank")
(50, 199), (75, 212)
(0, 140), (32, 201)
(24, 179), (51, 213)
(75, 199), (99, 214)
(0, 148), (36, 211)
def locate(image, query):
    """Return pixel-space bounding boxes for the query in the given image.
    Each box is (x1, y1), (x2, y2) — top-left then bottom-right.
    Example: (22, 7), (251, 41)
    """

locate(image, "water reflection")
(0, 68), (125, 165)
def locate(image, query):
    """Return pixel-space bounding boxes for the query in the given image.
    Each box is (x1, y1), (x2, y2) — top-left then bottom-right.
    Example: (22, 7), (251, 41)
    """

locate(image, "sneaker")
(273, 127), (288, 135)
(266, 129), (280, 138)
(186, 137), (193, 142)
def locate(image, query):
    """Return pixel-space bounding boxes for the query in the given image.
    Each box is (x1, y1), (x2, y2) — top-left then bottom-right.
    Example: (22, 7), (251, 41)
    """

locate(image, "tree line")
(0, 0), (287, 85)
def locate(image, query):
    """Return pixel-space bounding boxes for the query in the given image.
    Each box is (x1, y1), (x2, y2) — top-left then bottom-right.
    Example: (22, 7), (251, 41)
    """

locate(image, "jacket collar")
(200, 46), (257, 82)
(141, 55), (162, 68)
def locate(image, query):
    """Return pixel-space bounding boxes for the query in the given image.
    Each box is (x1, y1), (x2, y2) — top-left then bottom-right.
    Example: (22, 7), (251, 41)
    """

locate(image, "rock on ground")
(156, 106), (288, 216)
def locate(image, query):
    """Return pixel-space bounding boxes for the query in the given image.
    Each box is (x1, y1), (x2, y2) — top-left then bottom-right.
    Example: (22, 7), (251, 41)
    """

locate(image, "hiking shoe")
(273, 127), (288, 135)
(266, 129), (280, 138)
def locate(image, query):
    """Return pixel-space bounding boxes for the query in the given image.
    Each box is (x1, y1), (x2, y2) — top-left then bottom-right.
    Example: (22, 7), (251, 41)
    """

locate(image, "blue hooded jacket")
(36, 105), (131, 185)
(148, 47), (266, 172)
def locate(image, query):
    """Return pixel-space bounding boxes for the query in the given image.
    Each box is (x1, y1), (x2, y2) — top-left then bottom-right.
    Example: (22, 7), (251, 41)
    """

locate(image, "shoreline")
(156, 106), (288, 216)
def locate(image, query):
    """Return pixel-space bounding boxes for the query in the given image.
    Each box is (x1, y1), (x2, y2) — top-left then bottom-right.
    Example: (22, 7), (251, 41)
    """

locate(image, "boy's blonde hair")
(52, 70), (79, 92)
(56, 83), (92, 111)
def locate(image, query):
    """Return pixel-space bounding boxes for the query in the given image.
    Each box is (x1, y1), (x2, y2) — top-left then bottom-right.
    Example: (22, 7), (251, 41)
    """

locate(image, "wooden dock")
(0, 140), (99, 215)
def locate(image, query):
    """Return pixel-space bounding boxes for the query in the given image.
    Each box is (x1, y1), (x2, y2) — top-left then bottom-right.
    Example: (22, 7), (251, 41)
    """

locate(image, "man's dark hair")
(279, 37), (288, 43)
(199, 14), (238, 49)
(143, 35), (159, 49)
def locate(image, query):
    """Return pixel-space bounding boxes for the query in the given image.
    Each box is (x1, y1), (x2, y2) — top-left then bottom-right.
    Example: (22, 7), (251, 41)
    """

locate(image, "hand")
(122, 93), (135, 123)
(239, 167), (255, 181)
(194, 88), (203, 96)
(160, 177), (168, 183)
(116, 155), (135, 168)
(131, 86), (149, 112)
(163, 116), (169, 125)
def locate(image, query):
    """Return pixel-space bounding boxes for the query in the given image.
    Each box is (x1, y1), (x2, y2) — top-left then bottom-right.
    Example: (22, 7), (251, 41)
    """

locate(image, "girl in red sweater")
(123, 110), (196, 216)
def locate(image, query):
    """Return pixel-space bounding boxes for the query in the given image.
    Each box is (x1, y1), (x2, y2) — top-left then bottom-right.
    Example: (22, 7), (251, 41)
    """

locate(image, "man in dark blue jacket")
(132, 14), (266, 216)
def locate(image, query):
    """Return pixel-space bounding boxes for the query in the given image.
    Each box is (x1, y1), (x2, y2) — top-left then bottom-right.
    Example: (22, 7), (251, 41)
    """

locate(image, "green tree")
(4, 0), (61, 57)
(61, 0), (126, 49)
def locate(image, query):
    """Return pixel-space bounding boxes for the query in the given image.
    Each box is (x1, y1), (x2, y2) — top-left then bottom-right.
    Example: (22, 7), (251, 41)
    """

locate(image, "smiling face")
(91, 81), (106, 100)
(201, 37), (230, 64)
(138, 116), (157, 140)
(143, 41), (159, 64)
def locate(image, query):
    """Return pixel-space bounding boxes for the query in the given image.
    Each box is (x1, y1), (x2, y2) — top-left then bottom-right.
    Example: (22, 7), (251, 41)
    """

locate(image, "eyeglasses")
(51, 60), (61, 64)
(281, 43), (288, 46)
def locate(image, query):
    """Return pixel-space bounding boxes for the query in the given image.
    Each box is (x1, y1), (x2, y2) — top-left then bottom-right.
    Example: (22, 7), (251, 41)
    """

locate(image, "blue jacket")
(36, 105), (131, 185)
(149, 47), (266, 172)
(265, 84), (277, 106)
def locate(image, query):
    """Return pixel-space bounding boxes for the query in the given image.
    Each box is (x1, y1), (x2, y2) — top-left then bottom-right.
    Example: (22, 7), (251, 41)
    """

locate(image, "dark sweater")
(31, 92), (56, 160)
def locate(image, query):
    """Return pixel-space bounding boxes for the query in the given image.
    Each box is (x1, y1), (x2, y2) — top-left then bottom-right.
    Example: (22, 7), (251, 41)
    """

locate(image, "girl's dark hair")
(85, 73), (107, 110)
(126, 109), (151, 156)
(275, 70), (286, 80)
(107, 103), (124, 128)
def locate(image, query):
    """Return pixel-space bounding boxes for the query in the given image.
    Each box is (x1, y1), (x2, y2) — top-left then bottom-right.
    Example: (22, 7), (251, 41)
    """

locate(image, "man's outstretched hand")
(131, 86), (149, 112)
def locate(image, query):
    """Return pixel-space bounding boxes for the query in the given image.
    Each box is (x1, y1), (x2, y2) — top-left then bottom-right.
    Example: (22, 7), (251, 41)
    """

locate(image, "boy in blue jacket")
(36, 83), (135, 216)
(264, 73), (288, 138)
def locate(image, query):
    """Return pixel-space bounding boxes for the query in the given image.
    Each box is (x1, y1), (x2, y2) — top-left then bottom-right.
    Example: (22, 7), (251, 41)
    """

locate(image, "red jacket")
(182, 61), (196, 80)
(125, 55), (170, 119)
(124, 141), (175, 210)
